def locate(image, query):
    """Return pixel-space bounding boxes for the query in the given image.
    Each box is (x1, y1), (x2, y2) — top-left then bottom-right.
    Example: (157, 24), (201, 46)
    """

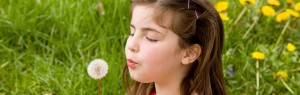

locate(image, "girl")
(123, 0), (226, 95)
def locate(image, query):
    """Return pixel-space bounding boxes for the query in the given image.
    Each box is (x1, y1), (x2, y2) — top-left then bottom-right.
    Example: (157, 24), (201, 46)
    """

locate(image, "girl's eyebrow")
(130, 24), (163, 34)
(142, 27), (162, 34)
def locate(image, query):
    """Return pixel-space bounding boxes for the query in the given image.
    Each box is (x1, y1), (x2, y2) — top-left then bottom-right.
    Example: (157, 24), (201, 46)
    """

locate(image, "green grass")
(0, 0), (300, 94)
(0, 0), (129, 94)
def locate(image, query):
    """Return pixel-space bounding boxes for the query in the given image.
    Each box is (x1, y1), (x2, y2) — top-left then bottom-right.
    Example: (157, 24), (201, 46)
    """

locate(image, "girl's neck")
(154, 80), (181, 95)
(154, 71), (186, 95)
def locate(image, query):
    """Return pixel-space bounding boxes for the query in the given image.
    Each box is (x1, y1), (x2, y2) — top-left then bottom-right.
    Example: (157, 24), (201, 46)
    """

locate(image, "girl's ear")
(181, 44), (201, 65)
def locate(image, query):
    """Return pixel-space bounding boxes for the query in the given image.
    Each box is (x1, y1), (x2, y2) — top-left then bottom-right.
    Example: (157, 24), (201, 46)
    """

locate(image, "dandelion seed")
(276, 12), (290, 23)
(274, 71), (288, 80)
(219, 13), (230, 21)
(215, 1), (228, 12)
(295, 2), (300, 11)
(239, 0), (256, 6)
(261, 6), (275, 17)
(286, 43), (296, 52)
(87, 59), (109, 80)
(252, 51), (265, 60)
(267, 0), (281, 6)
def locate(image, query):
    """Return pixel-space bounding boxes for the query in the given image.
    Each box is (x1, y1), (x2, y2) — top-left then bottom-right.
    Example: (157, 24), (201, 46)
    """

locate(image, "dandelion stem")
(279, 77), (294, 94)
(275, 20), (291, 47)
(256, 60), (259, 95)
(98, 80), (101, 95)
(233, 7), (247, 26)
(263, 18), (272, 36)
(242, 16), (260, 39)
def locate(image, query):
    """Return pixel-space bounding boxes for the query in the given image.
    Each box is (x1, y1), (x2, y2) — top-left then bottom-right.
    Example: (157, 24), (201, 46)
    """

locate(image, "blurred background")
(0, 0), (299, 94)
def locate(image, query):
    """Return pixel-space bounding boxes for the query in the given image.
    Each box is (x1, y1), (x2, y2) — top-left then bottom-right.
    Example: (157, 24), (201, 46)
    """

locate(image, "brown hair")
(123, 0), (226, 95)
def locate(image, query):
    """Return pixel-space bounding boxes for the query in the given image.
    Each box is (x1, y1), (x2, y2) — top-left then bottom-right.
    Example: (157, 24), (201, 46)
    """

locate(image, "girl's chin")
(129, 73), (153, 83)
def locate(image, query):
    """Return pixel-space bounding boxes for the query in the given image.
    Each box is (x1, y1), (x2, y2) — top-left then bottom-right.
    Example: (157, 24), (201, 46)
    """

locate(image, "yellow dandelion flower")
(286, 0), (293, 4)
(274, 71), (288, 80)
(219, 13), (230, 21)
(216, 1), (229, 12)
(295, 2), (300, 11)
(252, 51), (265, 60)
(268, 0), (280, 6)
(286, 9), (299, 17)
(276, 12), (290, 22)
(239, 0), (256, 6)
(286, 43), (296, 52)
(261, 6), (275, 17)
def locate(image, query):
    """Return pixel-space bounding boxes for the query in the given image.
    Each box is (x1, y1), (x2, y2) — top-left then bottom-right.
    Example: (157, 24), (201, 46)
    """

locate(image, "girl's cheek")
(142, 46), (166, 63)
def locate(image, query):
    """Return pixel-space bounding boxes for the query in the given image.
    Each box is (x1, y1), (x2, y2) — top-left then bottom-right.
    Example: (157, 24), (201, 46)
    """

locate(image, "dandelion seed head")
(87, 59), (109, 80)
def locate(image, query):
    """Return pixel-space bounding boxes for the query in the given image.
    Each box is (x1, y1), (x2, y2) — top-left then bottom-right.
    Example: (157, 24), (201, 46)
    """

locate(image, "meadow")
(0, 0), (299, 94)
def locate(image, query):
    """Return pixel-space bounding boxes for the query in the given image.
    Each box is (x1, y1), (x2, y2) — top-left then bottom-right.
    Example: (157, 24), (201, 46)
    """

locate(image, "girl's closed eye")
(146, 36), (158, 42)
(145, 32), (162, 42)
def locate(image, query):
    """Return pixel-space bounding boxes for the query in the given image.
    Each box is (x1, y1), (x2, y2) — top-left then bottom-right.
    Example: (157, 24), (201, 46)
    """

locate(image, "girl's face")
(125, 5), (186, 83)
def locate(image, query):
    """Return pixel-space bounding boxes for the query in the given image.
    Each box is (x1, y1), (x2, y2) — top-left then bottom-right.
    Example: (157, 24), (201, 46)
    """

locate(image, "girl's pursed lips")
(127, 58), (138, 64)
(127, 58), (138, 68)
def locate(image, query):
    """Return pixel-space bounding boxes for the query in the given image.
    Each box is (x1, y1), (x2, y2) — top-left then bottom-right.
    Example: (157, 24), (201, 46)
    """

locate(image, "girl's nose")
(127, 36), (139, 53)
(129, 46), (138, 52)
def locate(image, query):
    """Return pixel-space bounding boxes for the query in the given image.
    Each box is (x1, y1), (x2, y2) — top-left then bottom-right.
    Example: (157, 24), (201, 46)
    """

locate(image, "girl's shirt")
(150, 89), (156, 95)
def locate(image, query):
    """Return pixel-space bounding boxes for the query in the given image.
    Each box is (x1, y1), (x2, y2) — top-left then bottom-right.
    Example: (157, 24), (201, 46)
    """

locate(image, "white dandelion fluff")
(87, 59), (109, 80)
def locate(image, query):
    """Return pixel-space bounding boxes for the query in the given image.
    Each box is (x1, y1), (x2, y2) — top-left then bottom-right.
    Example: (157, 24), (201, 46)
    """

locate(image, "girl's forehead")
(131, 5), (172, 32)
(131, 6), (155, 27)
(132, 5), (173, 29)
(132, 5), (154, 19)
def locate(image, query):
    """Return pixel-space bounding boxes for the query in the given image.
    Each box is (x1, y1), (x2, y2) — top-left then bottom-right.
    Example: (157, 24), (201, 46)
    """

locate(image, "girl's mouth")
(127, 59), (138, 68)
